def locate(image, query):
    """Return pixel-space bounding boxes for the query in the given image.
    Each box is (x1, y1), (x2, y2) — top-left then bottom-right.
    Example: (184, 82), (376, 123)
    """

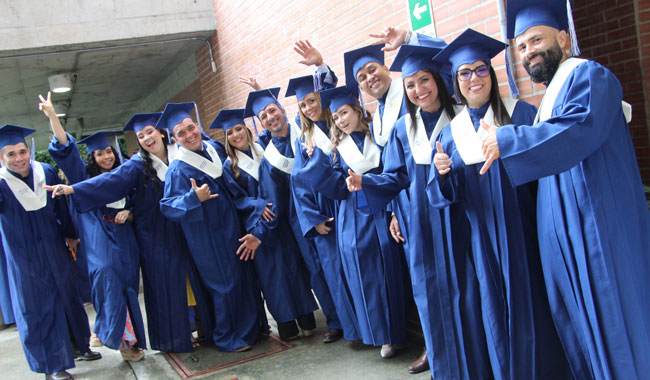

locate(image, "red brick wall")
(192, 1), (543, 133)
(161, 0), (649, 183)
(573, 0), (650, 184)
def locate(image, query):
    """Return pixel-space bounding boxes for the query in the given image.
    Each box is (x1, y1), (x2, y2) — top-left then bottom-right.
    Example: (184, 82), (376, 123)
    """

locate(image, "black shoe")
(73, 349), (102, 361)
(45, 371), (73, 380)
(323, 328), (343, 343)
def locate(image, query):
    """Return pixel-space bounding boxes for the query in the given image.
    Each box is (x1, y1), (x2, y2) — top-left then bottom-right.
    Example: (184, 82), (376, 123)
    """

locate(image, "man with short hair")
(158, 103), (267, 353)
(0, 124), (100, 380)
(480, 1), (650, 378)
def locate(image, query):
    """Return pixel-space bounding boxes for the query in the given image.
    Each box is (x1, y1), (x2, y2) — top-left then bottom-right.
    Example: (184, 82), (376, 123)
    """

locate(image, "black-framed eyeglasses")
(456, 65), (491, 81)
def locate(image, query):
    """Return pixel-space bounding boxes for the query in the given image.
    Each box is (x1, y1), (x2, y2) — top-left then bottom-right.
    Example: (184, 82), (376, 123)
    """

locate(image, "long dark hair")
(138, 129), (170, 191)
(404, 69), (457, 128)
(453, 65), (513, 126)
(85, 146), (121, 177)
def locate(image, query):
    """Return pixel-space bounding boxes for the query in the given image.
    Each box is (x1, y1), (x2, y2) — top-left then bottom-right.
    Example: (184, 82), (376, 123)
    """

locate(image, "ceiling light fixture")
(48, 73), (73, 93)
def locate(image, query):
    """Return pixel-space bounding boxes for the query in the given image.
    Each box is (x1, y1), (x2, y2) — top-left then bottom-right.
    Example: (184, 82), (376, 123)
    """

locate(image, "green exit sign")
(408, 0), (433, 32)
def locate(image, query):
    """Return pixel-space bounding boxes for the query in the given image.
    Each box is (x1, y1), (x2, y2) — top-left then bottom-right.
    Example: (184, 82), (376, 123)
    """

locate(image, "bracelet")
(404, 30), (412, 45)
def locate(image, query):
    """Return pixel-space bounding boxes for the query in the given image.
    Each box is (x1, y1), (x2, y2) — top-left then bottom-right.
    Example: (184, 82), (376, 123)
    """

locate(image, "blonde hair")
(224, 126), (261, 179)
(330, 103), (372, 163)
(298, 92), (334, 148)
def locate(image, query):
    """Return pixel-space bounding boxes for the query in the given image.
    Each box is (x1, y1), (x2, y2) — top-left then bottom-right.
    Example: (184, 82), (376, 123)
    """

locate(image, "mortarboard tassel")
(566, 0), (581, 56)
(358, 86), (368, 118)
(30, 136), (36, 163)
(113, 135), (124, 164)
(505, 48), (520, 97)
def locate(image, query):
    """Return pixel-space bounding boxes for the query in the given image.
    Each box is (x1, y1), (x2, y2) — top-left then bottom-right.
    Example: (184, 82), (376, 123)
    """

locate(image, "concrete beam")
(0, 0), (216, 53)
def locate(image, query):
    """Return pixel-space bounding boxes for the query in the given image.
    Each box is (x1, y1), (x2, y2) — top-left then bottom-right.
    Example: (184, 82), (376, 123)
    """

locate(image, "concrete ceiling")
(0, 34), (210, 150)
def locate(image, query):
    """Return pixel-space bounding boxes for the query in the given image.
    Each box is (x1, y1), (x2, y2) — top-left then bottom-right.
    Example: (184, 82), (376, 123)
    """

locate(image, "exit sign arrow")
(413, 2), (427, 20)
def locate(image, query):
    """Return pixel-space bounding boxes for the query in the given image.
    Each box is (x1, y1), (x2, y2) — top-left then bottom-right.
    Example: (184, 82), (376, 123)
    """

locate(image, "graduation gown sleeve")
(160, 171), (204, 223)
(70, 159), (138, 213)
(496, 62), (626, 186)
(360, 124), (409, 214)
(299, 147), (348, 201)
(47, 133), (88, 184)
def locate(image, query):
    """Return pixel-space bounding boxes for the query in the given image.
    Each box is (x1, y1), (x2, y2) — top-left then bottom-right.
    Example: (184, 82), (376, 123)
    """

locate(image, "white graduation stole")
(451, 99), (518, 165)
(235, 143), (264, 181)
(373, 78), (404, 147)
(536, 57), (632, 123)
(406, 106), (457, 165)
(337, 134), (381, 174)
(138, 143), (177, 183)
(174, 142), (223, 179)
(0, 162), (47, 211)
(264, 123), (300, 175)
(312, 124), (332, 154)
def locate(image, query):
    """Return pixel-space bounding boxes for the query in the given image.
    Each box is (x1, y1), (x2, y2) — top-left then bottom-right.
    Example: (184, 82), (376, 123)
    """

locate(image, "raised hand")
(261, 202), (275, 222)
(294, 40), (323, 66)
(38, 91), (57, 119)
(301, 137), (318, 158)
(238, 75), (261, 91)
(389, 215), (406, 243)
(190, 178), (219, 202)
(434, 141), (452, 175)
(236, 234), (260, 261)
(43, 183), (74, 198)
(479, 119), (499, 175)
(346, 169), (362, 192)
(368, 27), (408, 52)
(315, 217), (334, 235)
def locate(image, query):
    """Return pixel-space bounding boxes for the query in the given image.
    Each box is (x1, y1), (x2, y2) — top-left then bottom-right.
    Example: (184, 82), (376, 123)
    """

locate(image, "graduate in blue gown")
(427, 28), (571, 380)
(40, 93), (146, 361)
(298, 85), (407, 358)
(213, 109), (318, 341)
(346, 45), (491, 380)
(158, 102), (267, 352)
(0, 124), (98, 379)
(0, 237), (15, 325)
(244, 84), (359, 343)
(49, 113), (213, 353)
(474, 2), (650, 379)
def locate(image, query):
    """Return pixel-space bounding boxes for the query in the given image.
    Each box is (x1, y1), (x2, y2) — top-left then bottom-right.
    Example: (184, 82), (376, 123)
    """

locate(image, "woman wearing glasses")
(427, 29), (570, 380)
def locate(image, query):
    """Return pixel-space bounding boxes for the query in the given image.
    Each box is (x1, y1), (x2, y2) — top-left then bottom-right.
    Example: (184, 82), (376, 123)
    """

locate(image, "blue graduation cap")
(285, 75), (317, 102)
(243, 88), (281, 119)
(434, 29), (507, 76)
(209, 109), (246, 132)
(389, 44), (447, 79)
(506, 0), (569, 39)
(78, 131), (119, 153)
(343, 44), (385, 86)
(319, 86), (360, 114)
(0, 124), (35, 150)
(123, 112), (162, 133)
(156, 102), (197, 134)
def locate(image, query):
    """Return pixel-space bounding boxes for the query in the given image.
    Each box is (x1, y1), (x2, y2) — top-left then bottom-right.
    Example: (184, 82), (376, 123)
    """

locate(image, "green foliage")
(34, 150), (58, 170)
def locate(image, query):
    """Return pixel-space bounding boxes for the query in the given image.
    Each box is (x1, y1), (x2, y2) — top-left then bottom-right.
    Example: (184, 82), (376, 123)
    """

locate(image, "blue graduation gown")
(70, 153), (213, 353)
(291, 122), (360, 340)
(223, 150), (318, 324)
(300, 132), (407, 346)
(496, 60), (650, 380)
(48, 134), (145, 350)
(0, 163), (91, 373)
(0, 236), (15, 324)
(160, 141), (266, 351)
(360, 110), (491, 380)
(428, 101), (571, 380)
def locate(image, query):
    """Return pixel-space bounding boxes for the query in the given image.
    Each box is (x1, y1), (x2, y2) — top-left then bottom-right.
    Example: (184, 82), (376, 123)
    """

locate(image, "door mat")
(164, 334), (292, 378)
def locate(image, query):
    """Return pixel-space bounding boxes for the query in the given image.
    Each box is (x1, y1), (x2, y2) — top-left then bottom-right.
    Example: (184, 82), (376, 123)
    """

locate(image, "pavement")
(0, 293), (431, 380)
